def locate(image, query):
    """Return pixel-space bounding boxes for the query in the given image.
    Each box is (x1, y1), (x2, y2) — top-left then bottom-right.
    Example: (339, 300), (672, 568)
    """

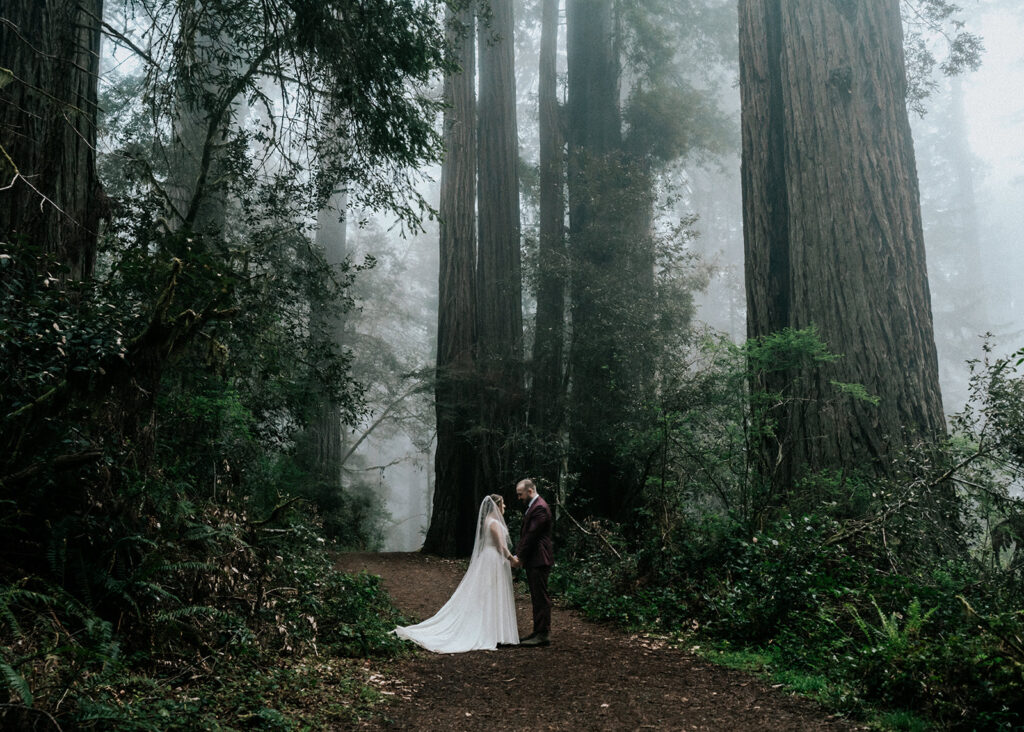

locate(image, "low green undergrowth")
(1, 512), (408, 729)
(552, 335), (1024, 730)
(553, 505), (1023, 729)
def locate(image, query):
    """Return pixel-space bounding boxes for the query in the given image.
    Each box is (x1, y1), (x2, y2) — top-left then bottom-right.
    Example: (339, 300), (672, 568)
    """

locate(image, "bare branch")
(553, 499), (622, 560)
(341, 383), (428, 467)
(98, 20), (161, 69)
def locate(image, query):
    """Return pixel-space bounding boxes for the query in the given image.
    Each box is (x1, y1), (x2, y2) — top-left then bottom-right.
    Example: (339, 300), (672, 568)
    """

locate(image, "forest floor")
(336, 552), (864, 731)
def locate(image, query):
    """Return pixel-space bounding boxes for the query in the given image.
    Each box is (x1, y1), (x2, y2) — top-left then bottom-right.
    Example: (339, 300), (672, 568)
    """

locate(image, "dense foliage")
(1, 0), (445, 726)
(553, 330), (1024, 728)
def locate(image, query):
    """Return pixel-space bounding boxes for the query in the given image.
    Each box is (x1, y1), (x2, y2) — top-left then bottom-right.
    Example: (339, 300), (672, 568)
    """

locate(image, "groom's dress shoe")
(519, 633), (549, 647)
(520, 632), (535, 642)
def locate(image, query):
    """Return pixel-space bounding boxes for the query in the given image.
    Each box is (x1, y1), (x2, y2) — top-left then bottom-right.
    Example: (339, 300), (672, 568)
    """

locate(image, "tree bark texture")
(424, 3), (478, 557)
(0, 0), (104, 279)
(475, 0), (524, 501)
(528, 0), (566, 483)
(739, 0), (945, 490)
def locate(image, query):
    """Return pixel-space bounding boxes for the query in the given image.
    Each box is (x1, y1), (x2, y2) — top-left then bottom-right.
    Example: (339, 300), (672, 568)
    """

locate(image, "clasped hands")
(509, 555), (521, 569)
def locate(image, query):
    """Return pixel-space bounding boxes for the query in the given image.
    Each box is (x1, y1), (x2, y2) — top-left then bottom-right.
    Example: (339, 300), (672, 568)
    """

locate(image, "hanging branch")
(822, 440), (988, 548)
(250, 496), (306, 528)
(5, 259), (237, 428)
(958, 595), (1024, 667)
(0, 450), (104, 490)
(554, 499), (622, 560)
(340, 382), (428, 467)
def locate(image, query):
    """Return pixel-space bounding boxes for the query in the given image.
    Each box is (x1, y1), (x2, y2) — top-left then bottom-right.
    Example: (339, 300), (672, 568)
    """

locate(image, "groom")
(511, 478), (553, 647)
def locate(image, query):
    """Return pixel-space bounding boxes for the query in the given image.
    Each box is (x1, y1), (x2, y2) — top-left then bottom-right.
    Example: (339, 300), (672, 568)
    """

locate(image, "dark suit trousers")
(525, 565), (552, 635)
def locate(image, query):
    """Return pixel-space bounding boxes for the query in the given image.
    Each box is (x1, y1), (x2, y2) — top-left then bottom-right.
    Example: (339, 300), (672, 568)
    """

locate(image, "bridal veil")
(394, 496), (519, 652)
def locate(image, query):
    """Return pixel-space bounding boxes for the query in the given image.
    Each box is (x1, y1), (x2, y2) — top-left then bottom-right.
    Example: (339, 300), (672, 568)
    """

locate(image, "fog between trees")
(322, 1), (1024, 550)
(3, 1), (1016, 550)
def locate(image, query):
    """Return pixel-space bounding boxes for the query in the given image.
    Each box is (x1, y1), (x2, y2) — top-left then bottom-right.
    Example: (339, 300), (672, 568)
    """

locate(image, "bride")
(394, 494), (519, 652)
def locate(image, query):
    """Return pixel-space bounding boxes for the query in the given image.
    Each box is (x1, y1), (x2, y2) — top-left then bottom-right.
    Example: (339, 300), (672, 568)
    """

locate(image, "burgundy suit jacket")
(516, 495), (554, 568)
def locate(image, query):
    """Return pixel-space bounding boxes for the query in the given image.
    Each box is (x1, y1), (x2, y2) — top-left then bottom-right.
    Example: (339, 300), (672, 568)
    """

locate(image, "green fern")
(850, 596), (935, 650)
(0, 591), (23, 634)
(155, 605), (242, 624)
(0, 582), (61, 633)
(0, 660), (33, 705)
(140, 560), (218, 578)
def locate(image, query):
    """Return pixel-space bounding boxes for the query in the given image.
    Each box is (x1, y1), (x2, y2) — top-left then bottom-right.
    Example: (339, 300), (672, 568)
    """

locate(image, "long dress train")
(394, 499), (519, 652)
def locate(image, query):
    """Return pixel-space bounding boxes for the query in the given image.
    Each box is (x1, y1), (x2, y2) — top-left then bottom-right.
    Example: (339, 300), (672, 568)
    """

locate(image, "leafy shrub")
(554, 332), (1024, 728)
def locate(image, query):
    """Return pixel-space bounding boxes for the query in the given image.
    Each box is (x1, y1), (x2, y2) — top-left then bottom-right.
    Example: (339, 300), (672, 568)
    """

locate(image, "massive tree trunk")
(565, 0), (634, 516)
(475, 0), (523, 501)
(565, 0), (620, 161)
(739, 0), (945, 491)
(424, 3), (478, 556)
(528, 0), (566, 486)
(0, 0), (104, 279)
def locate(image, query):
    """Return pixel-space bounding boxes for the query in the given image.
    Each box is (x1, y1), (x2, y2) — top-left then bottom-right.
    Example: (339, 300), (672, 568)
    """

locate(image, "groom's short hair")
(519, 478), (536, 493)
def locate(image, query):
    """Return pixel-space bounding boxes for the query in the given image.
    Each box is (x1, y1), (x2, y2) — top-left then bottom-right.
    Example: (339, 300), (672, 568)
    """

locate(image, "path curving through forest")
(337, 552), (862, 731)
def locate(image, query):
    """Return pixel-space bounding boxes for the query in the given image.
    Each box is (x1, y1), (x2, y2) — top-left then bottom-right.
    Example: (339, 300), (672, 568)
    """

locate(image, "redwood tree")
(163, 8), (238, 239)
(738, 0), (945, 490)
(565, 0), (653, 517)
(564, 0), (619, 515)
(424, 3), (479, 556)
(528, 0), (567, 487)
(0, 0), (104, 278)
(475, 0), (523, 501)
(298, 192), (349, 489)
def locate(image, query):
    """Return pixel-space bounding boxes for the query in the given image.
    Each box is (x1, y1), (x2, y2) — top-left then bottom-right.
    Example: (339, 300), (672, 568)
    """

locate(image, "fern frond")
(155, 605), (241, 625)
(0, 661), (33, 705)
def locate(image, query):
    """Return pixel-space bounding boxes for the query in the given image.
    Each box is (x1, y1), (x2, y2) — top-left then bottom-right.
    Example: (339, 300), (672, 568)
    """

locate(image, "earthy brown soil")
(336, 552), (863, 731)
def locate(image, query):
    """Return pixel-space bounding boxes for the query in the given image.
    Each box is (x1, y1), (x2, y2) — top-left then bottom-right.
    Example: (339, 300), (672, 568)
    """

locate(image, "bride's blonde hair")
(489, 493), (504, 510)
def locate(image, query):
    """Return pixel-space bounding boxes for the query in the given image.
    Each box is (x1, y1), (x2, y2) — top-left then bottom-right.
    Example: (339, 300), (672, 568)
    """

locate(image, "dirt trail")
(337, 552), (860, 731)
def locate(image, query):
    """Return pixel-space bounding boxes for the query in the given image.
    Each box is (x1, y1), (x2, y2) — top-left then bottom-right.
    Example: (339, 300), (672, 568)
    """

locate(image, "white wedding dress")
(394, 497), (519, 652)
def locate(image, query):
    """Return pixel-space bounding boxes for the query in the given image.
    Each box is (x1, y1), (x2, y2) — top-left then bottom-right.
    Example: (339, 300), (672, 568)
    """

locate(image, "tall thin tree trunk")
(0, 0), (104, 279)
(164, 8), (237, 240)
(528, 0), (566, 487)
(923, 76), (985, 411)
(946, 78), (985, 337)
(475, 0), (523, 501)
(300, 192), (348, 486)
(424, 3), (478, 556)
(739, 0), (945, 491)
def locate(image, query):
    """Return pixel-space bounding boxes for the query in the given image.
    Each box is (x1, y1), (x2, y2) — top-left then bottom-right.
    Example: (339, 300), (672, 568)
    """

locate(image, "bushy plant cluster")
(2, 0), (447, 725)
(553, 331), (1024, 729)
(0, 242), (415, 722)
(0, 249), (406, 727)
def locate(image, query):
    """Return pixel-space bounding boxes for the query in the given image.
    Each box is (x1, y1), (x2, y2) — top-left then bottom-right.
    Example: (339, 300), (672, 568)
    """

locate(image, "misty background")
(371, 2), (1023, 551)
(96, 2), (1023, 552)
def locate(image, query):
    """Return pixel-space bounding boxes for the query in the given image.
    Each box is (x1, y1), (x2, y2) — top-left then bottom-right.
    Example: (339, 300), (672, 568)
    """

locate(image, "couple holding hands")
(395, 479), (553, 653)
